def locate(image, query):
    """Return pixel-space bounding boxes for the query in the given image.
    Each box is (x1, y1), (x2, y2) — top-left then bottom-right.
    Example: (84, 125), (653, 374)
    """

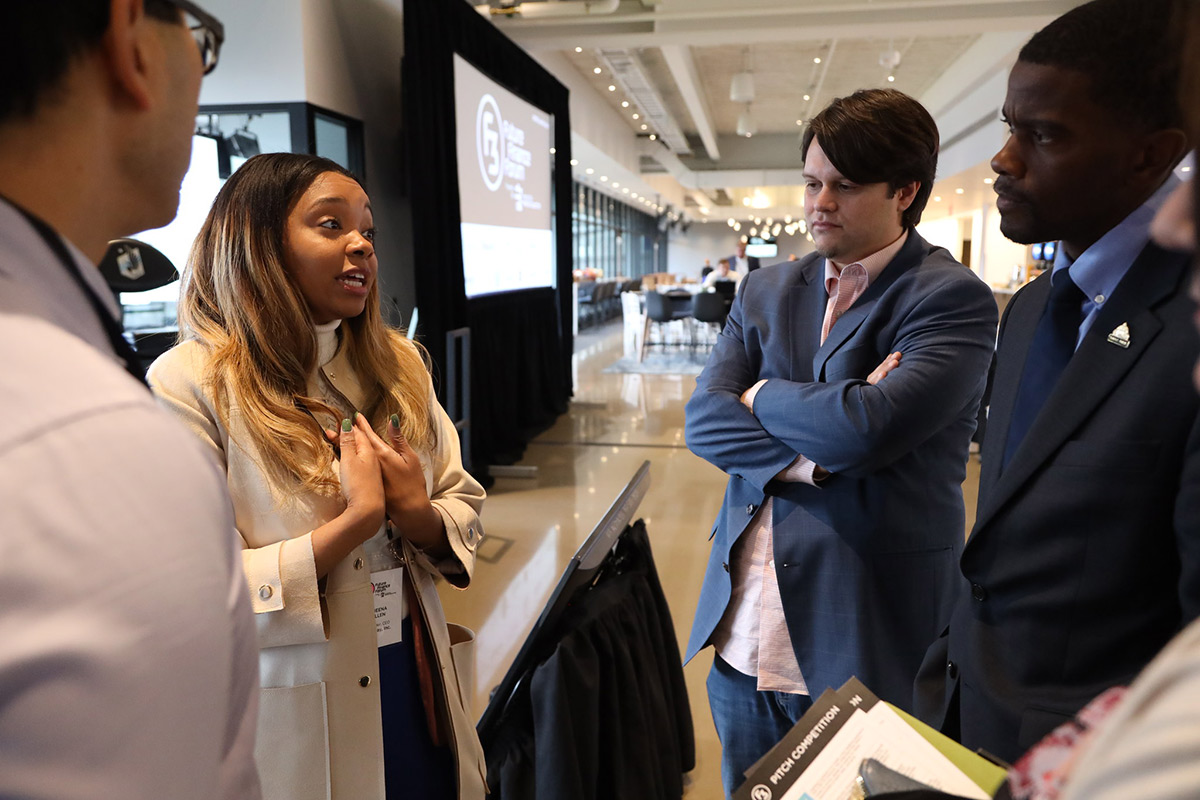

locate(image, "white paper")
(371, 566), (406, 647)
(781, 704), (990, 800)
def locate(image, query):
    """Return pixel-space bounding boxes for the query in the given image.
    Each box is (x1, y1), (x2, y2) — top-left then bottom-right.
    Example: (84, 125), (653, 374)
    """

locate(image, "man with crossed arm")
(684, 88), (997, 797)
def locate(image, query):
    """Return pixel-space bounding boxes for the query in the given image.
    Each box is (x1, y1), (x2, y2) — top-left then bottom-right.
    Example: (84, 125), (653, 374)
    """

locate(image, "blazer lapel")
(973, 244), (1188, 535)
(789, 257), (825, 383)
(975, 274), (1051, 508)
(812, 232), (924, 379)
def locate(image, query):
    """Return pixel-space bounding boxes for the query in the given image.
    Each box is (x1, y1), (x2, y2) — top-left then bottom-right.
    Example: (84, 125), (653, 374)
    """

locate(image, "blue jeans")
(706, 652), (814, 799)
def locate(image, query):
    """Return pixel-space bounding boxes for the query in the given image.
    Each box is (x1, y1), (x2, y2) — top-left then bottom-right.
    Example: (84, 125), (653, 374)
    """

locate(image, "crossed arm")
(685, 277), (996, 487)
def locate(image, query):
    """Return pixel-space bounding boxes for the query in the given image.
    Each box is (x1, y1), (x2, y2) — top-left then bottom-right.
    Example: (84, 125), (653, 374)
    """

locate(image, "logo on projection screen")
(476, 94), (505, 192)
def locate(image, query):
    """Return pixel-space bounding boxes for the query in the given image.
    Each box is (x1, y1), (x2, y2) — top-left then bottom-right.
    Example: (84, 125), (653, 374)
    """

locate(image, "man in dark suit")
(684, 88), (997, 797)
(914, 0), (1200, 765)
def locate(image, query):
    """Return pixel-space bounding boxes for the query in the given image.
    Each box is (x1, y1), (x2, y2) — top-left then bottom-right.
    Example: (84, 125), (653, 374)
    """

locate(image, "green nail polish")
(341, 418), (352, 432)
(390, 413), (400, 428)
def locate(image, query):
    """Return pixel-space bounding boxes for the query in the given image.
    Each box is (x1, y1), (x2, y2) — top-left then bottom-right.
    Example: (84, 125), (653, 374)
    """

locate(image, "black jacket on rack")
(482, 521), (695, 799)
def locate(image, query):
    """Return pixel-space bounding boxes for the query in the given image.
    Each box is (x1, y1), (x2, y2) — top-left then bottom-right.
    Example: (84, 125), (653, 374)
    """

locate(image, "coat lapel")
(811, 232), (925, 379)
(789, 257), (825, 383)
(975, 274), (1051, 508)
(972, 244), (1188, 535)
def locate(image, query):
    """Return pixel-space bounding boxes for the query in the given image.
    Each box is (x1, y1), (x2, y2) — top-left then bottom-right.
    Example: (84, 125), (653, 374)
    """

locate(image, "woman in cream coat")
(150, 153), (486, 799)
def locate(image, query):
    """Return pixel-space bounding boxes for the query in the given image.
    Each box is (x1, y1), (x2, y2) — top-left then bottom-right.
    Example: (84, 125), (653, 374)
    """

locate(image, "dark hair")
(801, 89), (939, 229)
(1019, 0), (1183, 132)
(0, 0), (180, 123)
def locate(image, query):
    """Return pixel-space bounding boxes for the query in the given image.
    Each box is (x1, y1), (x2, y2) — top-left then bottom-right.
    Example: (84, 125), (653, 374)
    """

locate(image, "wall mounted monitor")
(746, 235), (777, 259)
(453, 53), (555, 298)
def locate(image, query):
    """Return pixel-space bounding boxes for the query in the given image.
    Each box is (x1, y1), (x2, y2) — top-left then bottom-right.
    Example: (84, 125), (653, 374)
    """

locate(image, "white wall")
(198, 0), (306, 105)
(667, 222), (815, 280)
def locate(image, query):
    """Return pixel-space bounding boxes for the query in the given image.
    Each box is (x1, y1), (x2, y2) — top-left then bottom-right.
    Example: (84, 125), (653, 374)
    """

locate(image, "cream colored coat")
(149, 325), (487, 800)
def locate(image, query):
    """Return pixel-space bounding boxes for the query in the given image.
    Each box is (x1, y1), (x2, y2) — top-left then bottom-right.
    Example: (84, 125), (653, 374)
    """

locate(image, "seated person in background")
(702, 257), (742, 289)
(150, 153), (487, 800)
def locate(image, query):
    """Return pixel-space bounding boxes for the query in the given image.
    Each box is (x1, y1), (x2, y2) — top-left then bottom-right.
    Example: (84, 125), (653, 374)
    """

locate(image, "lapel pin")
(1106, 322), (1131, 349)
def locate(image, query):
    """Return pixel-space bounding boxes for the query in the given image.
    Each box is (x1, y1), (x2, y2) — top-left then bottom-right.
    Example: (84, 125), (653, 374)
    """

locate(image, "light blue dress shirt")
(1052, 176), (1180, 348)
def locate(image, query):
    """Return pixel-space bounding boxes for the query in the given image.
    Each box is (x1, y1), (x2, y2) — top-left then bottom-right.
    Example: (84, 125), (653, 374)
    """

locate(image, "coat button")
(258, 584), (273, 600)
(746, 503), (758, 516)
(359, 676), (371, 687)
(354, 558), (364, 570)
(722, 561), (730, 573)
(971, 583), (987, 601)
(946, 660), (958, 680)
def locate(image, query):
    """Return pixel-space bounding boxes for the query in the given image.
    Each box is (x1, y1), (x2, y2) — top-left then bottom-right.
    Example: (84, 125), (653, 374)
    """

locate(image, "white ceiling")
(477, 0), (1089, 221)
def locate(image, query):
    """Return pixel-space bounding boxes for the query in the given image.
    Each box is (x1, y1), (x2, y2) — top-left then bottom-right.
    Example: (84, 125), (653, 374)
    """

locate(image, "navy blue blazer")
(684, 232), (998, 710)
(914, 242), (1200, 762)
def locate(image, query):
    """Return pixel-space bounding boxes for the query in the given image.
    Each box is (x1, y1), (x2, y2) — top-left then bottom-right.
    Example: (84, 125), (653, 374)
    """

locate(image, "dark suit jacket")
(914, 242), (1200, 763)
(684, 232), (998, 709)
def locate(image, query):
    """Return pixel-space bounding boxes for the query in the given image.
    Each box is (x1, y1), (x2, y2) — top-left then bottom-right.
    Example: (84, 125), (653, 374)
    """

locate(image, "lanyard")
(3, 198), (149, 388)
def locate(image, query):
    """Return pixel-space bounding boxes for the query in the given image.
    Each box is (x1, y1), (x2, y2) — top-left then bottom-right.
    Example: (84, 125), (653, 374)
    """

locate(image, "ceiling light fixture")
(608, 84), (616, 92)
(593, 67), (602, 75)
(730, 47), (755, 103)
(575, 47), (583, 53)
(737, 104), (756, 138)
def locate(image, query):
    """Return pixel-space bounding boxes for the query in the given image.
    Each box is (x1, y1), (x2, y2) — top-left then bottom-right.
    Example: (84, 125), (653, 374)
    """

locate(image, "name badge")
(371, 566), (406, 647)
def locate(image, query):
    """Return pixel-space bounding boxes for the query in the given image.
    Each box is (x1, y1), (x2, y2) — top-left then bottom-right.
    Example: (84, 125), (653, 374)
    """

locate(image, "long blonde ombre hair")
(179, 153), (434, 496)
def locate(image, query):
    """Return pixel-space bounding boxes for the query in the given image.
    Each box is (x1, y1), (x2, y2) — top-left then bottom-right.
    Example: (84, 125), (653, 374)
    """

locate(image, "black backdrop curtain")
(402, 0), (573, 479)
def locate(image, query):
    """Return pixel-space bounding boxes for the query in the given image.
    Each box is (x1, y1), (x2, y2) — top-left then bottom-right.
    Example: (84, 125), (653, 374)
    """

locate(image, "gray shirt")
(0, 207), (261, 799)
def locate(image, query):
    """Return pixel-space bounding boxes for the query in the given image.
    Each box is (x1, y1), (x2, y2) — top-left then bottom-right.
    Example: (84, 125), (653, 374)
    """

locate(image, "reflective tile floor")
(438, 319), (980, 799)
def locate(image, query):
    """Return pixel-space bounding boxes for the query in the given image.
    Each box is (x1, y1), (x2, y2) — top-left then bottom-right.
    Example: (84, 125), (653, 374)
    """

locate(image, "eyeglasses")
(163, 0), (225, 75)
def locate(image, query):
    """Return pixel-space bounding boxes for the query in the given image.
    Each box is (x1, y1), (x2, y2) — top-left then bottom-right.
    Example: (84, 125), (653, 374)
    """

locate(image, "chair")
(576, 281), (598, 327)
(691, 291), (728, 343)
(97, 238), (181, 372)
(639, 290), (693, 362)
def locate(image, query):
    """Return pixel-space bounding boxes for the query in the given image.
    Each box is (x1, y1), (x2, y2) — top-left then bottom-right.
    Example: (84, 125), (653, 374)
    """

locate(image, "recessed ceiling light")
(621, 101), (629, 108)
(570, 159), (579, 166)
(983, 177), (993, 184)
(795, 119), (803, 126)
(1184, 166), (1193, 173)
(549, 147), (556, 155)
(814, 57), (822, 64)
(649, 133), (657, 141)
(641, 124), (648, 130)
(887, 75), (895, 82)
(622, 188), (630, 194)
(575, 47), (583, 53)
(585, 168), (594, 175)
(612, 182), (620, 188)
(955, 188), (965, 195)
(608, 84), (616, 92)
(632, 113), (639, 119)
(803, 94), (811, 101)
(934, 195), (942, 201)
(593, 67), (602, 75)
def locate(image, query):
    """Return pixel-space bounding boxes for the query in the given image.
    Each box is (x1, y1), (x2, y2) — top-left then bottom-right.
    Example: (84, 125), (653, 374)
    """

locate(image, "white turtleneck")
(315, 320), (342, 368)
